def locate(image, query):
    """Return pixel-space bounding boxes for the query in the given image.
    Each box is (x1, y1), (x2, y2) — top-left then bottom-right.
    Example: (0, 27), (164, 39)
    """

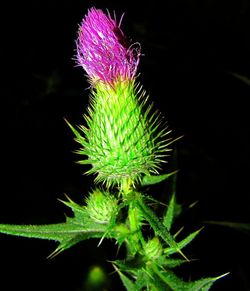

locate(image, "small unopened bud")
(144, 237), (162, 260)
(85, 189), (118, 224)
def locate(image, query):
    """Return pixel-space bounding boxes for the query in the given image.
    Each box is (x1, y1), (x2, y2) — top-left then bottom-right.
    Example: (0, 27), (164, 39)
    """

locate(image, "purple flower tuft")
(76, 7), (141, 84)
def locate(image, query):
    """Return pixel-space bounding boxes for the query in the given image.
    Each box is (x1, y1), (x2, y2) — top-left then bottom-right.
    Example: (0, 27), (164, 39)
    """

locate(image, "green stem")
(120, 179), (145, 256)
(120, 178), (132, 197)
(128, 202), (145, 246)
(127, 205), (140, 255)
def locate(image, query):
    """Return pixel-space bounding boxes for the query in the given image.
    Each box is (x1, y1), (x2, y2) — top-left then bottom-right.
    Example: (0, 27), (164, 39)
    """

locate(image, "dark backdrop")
(1, 0), (250, 290)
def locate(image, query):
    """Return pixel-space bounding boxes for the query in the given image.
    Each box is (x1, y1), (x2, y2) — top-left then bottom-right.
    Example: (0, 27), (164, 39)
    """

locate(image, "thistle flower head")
(76, 7), (140, 84)
(69, 8), (172, 188)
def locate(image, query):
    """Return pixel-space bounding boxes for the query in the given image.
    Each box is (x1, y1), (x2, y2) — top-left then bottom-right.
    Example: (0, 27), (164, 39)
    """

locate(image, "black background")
(1, 0), (250, 290)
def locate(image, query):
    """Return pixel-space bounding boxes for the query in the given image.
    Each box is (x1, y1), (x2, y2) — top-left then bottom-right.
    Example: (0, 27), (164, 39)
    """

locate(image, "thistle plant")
(0, 7), (227, 290)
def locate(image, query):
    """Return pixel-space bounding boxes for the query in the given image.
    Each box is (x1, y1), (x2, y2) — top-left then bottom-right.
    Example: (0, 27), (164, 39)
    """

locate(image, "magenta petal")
(76, 7), (140, 83)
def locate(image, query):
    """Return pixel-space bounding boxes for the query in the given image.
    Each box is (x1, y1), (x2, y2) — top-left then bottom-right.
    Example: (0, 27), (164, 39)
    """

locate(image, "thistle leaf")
(186, 272), (230, 291)
(0, 222), (105, 241)
(134, 194), (187, 260)
(0, 196), (111, 256)
(134, 270), (168, 291)
(157, 257), (187, 268)
(0, 222), (107, 257)
(141, 171), (178, 187)
(163, 193), (176, 230)
(151, 264), (188, 290)
(135, 270), (151, 290)
(113, 265), (136, 291)
(164, 229), (202, 256)
(152, 263), (228, 290)
(113, 255), (145, 275)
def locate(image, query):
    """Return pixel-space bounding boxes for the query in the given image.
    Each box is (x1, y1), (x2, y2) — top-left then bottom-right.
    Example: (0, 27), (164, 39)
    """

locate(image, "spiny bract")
(70, 81), (172, 187)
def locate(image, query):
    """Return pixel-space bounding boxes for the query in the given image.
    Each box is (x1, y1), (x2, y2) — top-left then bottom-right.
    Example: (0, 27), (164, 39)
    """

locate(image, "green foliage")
(150, 264), (228, 291)
(113, 265), (137, 291)
(0, 178), (227, 289)
(134, 193), (186, 259)
(0, 185), (226, 289)
(0, 197), (110, 257)
(113, 251), (227, 290)
(185, 274), (230, 291)
(0, 113), (226, 291)
(163, 193), (176, 230)
(164, 229), (202, 256)
(141, 171), (178, 187)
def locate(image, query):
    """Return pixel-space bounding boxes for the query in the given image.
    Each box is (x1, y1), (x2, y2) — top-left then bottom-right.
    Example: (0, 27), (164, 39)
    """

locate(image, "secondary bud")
(144, 237), (163, 260)
(85, 189), (118, 224)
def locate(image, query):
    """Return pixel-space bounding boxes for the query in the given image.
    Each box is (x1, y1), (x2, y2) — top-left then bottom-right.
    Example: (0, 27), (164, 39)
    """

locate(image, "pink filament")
(76, 7), (140, 83)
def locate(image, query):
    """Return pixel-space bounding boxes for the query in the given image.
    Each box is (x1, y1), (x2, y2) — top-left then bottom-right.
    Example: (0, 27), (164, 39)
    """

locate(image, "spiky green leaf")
(134, 270), (151, 290)
(157, 257), (187, 268)
(151, 263), (228, 291)
(163, 193), (176, 230)
(134, 194), (187, 260)
(0, 196), (111, 256)
(113, 265), (137, 291)
(186, 272), (230, 291)
(113, 255), (145, 275)
(164, 229), (202, 256)
(0, 221), (107, 257)
(141, 171), (178, 187)
(0, 222), (105, 241)
(136, 268), (170, 291)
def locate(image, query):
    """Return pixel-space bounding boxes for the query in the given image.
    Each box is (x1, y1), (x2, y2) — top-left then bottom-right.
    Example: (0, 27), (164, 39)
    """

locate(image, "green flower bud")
(144, 237), (163, 260)
(71, 81), (171, 187)
(85, 189), (118, 224)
